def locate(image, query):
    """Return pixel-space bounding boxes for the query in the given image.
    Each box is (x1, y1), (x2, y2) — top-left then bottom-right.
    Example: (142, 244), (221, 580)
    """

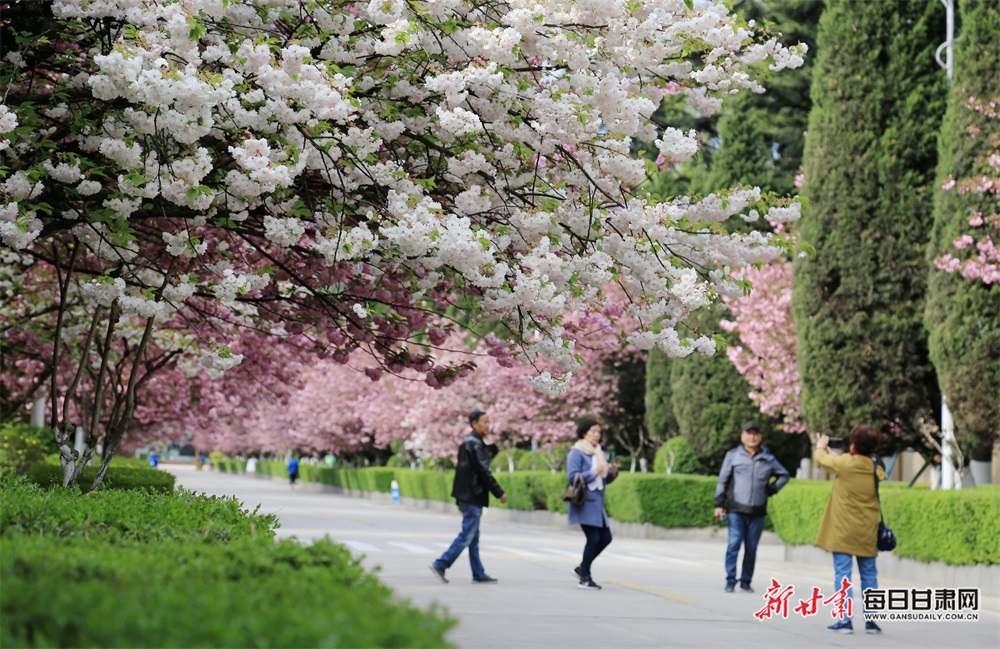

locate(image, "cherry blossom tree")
(122, 328), (312, 453)
(205, 295), (644, 466)
(1, 0), (805, 485)
(720, 256), (804, 434)
(216, 324), (632, 465)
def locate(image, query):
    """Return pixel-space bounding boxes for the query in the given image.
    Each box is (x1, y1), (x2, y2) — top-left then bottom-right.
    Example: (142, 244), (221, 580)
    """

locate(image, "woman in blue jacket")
(566, 418), (619, 590)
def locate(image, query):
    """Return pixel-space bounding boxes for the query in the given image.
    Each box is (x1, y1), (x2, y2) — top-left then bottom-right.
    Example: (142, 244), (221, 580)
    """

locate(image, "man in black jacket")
(429, 410), (508, 584)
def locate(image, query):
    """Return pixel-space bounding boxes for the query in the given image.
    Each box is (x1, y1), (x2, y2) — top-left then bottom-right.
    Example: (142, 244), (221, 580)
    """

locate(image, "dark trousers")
(580, 524), (613, 579)
(725, 512), (765, 588)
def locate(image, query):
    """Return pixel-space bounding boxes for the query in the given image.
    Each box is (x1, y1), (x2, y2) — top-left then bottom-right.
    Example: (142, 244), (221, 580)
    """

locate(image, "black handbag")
(873, 458), (897, 552)
(562, 473), (587, 506)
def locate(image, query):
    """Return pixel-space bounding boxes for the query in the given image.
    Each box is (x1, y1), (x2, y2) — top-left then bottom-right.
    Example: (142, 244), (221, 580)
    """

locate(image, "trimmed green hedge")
(0, 476), (455, 647)
(106, 456), (159, 470)
(494, 471), (568, 513)
(1, 475), (275, 542)
(393, 467), (454, 501)
(1, 536), (453, 648)
(251, 463), (1000, 566)
(764, 479), (829, 545)
(605, 473), (724, 529)
(25, 461), (177, 494)
(214, 458), (245, 473)
(768, 481), (1000, 565)
(256, 461), (397, 492)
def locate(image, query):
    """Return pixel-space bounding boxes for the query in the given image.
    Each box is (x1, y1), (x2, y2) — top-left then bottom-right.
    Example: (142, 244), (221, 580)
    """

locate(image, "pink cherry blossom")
(721, 258), (804, 433)
(935, 96), (1000, 286)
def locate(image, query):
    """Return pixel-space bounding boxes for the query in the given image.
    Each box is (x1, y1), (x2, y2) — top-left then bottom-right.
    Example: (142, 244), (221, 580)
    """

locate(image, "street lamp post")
(934, 0), (959, 490)
(935, 0), (955, 82)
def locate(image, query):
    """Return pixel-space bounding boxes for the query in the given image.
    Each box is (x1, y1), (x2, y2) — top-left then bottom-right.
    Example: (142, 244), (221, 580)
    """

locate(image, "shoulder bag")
(873, 457), (897, 552)
(562, 472), (587, 506)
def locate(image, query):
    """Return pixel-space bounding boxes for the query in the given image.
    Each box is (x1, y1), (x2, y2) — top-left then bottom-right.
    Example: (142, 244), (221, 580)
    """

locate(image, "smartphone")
(828, 439), (844, 449)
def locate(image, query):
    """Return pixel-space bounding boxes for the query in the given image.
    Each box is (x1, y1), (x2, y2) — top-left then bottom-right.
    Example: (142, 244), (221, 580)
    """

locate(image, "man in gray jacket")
(713, 421), (790, 593)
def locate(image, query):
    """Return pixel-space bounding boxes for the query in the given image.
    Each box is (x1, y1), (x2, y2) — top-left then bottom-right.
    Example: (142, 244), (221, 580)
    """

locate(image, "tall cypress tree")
(644, 348), (677, 443)
(925, 0), (1000, 460)
(793, 0), (947, 444)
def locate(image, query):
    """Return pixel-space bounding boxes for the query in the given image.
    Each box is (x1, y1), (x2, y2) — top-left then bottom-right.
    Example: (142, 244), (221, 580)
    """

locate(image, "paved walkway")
(166, 465), (999, 649)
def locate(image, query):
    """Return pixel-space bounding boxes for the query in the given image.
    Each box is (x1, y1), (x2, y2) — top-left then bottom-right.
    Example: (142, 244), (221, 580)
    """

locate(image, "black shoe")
(865, 621), (882, 634)
(578, 578), (602, 591)
(428, 564), (448, 584)
(725, 585), (735, 592)
(574, 566), (584, 580)
(740, 585), (754, 593)
(473, 575), (498, 584)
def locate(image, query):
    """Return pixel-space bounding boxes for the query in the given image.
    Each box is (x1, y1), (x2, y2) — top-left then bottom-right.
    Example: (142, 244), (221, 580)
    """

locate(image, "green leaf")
(188, 17), (207, 41)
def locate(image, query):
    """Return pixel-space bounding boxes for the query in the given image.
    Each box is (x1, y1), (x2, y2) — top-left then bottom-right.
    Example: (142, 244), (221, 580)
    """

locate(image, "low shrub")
(493, 471), (535, 510)
(764, 479), (828, 545)
(0, 475), (276, 543)
(768, 480), (1000, 565)
(0, 535), (455, 647)
(0, 473), (455, 647)
(653, 436), (706, 475)
(604, 473), (725, 529)
(214, 458), (246, 473)
(255, 459), (287, 479)
(386, 454), (412, 468)
(528, 471), (570, 513)
(255, 462), (397, 492)
(108, 456), (160, 470)
(394, 468), (454, 501)
(0, 423), (59, 475)
(887, 485), (1000, 565)
(24, 461), (177, 494)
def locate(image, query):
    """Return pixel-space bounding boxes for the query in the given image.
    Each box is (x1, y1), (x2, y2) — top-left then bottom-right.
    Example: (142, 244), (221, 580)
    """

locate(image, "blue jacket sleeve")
(567, 449), (597, 484)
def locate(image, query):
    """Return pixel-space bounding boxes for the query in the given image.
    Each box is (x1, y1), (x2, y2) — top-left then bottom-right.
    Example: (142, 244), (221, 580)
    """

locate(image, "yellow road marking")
(602, 577), (697, 603)
(482, 547), (525, 559)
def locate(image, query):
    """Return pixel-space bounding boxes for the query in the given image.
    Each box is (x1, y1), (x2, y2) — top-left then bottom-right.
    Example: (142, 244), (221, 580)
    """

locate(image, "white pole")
(75, 425), (85, 456)
(798, 457), (812, 480)
(30, 395), (46, 428)
(941, 396), (956, 490)
(935, 0), (955, 83)
(934, 0), (958, 491)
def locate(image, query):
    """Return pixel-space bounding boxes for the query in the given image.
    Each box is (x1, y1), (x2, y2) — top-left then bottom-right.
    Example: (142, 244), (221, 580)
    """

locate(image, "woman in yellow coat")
(813, 425), (887, 635)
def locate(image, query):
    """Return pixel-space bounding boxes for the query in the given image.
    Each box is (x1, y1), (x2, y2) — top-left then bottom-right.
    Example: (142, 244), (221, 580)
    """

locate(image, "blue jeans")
(725, 513), (765, 588)
(432, 501), (486, 579)
(833, 552), (878, 619)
